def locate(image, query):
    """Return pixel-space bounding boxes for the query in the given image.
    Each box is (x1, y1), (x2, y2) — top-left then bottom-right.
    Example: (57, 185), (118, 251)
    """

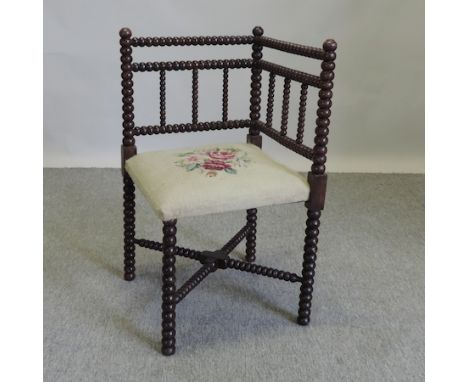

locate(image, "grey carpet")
(44, 169), (424, 382)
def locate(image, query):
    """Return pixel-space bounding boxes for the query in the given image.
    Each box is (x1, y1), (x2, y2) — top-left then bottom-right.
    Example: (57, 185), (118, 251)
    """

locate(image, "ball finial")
(252, 26), (264, 36)
(119, 28), (132, 39)
(323, 39), (337, 52)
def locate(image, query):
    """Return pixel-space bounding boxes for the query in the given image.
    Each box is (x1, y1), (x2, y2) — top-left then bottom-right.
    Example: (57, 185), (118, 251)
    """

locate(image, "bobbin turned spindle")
(312, 39), (336, 176)
(222, 68), (229, 121)
(246, 208), (257, 262)
(192, 69), (198, 124)
(244, 27), (264, 263)
(160, 70), (166, 127)
(298, 38), (336, 325)
(280, 78), (291, 136)
(247, 26), (264, 148)
(265, 73), (276, 129)
(296, 83), (308, 144)
(120, 27), (137, 281)
(161, 220), (177, 356)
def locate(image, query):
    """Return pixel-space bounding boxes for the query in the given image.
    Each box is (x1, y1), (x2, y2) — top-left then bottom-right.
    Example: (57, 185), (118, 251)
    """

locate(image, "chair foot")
(161, 220), (177, 356)
(246, 208), (257, 262)
(297, 209), (320, 325)
(123, 174), (136, 281)
(161, 344), (176, 356)
(296, 316), (310, 326)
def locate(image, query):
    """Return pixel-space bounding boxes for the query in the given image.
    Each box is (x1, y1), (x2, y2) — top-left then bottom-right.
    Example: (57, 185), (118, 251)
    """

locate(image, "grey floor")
(44, 169), (424, 382)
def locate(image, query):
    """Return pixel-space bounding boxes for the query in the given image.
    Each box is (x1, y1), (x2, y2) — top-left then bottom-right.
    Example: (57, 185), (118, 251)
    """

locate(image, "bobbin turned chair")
(119, 26), (337, 356)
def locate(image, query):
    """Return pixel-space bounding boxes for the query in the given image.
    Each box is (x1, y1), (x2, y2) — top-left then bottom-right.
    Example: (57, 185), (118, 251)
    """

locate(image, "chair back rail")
(254, 35), (326, 60)
(132, 120), (251, 136)
(119, 27), (337, 178)
(258, 60), (322, 88)
(130, 35), (254, 47)
(131, 59), (253, 72)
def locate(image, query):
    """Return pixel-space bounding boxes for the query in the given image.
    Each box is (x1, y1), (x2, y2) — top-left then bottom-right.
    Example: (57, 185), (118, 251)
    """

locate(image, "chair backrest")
(119, 26), (336, 180)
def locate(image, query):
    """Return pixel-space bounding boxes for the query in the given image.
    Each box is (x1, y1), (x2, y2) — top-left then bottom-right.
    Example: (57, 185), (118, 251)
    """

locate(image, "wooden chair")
(119, 26), (337, 355)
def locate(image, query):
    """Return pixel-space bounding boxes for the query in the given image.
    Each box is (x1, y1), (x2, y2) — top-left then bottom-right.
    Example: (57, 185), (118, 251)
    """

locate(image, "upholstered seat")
(125, 143), (310, 220)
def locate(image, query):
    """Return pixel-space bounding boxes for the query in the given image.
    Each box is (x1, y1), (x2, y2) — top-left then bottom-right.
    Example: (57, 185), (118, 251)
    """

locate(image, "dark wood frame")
(119, 26), (337, 356)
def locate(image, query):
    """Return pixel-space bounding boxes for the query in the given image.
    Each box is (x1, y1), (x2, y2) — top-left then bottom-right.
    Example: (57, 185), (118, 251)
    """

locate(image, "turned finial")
(252, 26), (264, 36)
(322, 39), (337, 52)
(119, 27), (132, 39)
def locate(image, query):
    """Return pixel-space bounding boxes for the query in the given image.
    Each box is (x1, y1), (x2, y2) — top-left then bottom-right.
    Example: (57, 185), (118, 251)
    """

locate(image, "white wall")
(44, 0), (424, 173)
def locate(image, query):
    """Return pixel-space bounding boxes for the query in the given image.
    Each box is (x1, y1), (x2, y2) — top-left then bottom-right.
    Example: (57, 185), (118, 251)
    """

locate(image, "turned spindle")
(280, 78), (291, 136)
(161, 220), (177, 356)
(222, 68), (229, 121)
(312, 39), (336, 175)
(160, 70), (166, 126)
(120, 27), (137, 281)
(297, 210), (321, 325)
(298, 39), (337, 325)
(265, 73), (275, 129)
(192, 69), (198, 124)
(246, 208), (257, 263)
(296, 83), (308, 144)
(247, 26), (264, 147)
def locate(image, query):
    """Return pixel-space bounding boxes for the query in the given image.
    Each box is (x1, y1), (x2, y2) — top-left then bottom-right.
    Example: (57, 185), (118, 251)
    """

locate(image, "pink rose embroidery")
(207, 150), (236, 160)
(202, 159), (232, 171)
(174, 146), (250, 176)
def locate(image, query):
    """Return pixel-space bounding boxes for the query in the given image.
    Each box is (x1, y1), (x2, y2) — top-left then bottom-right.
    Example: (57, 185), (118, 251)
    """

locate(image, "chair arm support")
(247, 133), (262, 148)
(305, 173), (327, 210)
(121, 145), (137, 175)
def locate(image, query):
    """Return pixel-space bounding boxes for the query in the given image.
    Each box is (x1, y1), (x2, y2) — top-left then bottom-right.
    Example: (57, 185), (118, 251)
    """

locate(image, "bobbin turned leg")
(245, 27), (263, 263)
(123, 174), (136, 281)
(245, 208), (257, 262)
(120, 27), (137, 282)
(297, 38), (336, 325)
(297, 209), (321, 325)
(161, 220), (177, 356)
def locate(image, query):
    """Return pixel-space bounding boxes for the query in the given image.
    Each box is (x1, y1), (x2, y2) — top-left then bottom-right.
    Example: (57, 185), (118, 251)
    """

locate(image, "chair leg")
(245, 208), (257, 262)
(161, 219), (177, 356)
(297, 209), (321, 325)
(123, 174), (136, 281)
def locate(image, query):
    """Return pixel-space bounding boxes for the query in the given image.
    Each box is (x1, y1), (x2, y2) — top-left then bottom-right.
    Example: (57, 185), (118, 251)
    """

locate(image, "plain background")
(44, 0), (424, 172)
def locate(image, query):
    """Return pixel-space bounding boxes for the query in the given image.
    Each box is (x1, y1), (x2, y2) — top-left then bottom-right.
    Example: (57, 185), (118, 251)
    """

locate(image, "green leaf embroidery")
(185, 163), (199, 171)
(224, 167), (237, 174)
(177, 151), (195, 157)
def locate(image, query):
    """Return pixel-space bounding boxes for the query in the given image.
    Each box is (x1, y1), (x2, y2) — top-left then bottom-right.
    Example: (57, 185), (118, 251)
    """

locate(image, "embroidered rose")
(207, 150), (236, 160)
(202, 159), (232, 171)
(174, 146), (251, 176)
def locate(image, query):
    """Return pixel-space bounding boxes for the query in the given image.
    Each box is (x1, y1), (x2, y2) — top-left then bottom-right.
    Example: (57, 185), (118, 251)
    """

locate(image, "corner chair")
(119, 26), (337, 355)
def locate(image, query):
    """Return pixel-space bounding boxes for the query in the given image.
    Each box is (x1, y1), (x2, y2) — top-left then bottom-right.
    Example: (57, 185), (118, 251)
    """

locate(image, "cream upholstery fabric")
(125, 143), (310, 220)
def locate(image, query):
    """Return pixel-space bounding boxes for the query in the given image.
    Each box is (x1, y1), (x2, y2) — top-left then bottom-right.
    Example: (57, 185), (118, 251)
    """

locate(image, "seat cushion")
(125, 143), (310, 220)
